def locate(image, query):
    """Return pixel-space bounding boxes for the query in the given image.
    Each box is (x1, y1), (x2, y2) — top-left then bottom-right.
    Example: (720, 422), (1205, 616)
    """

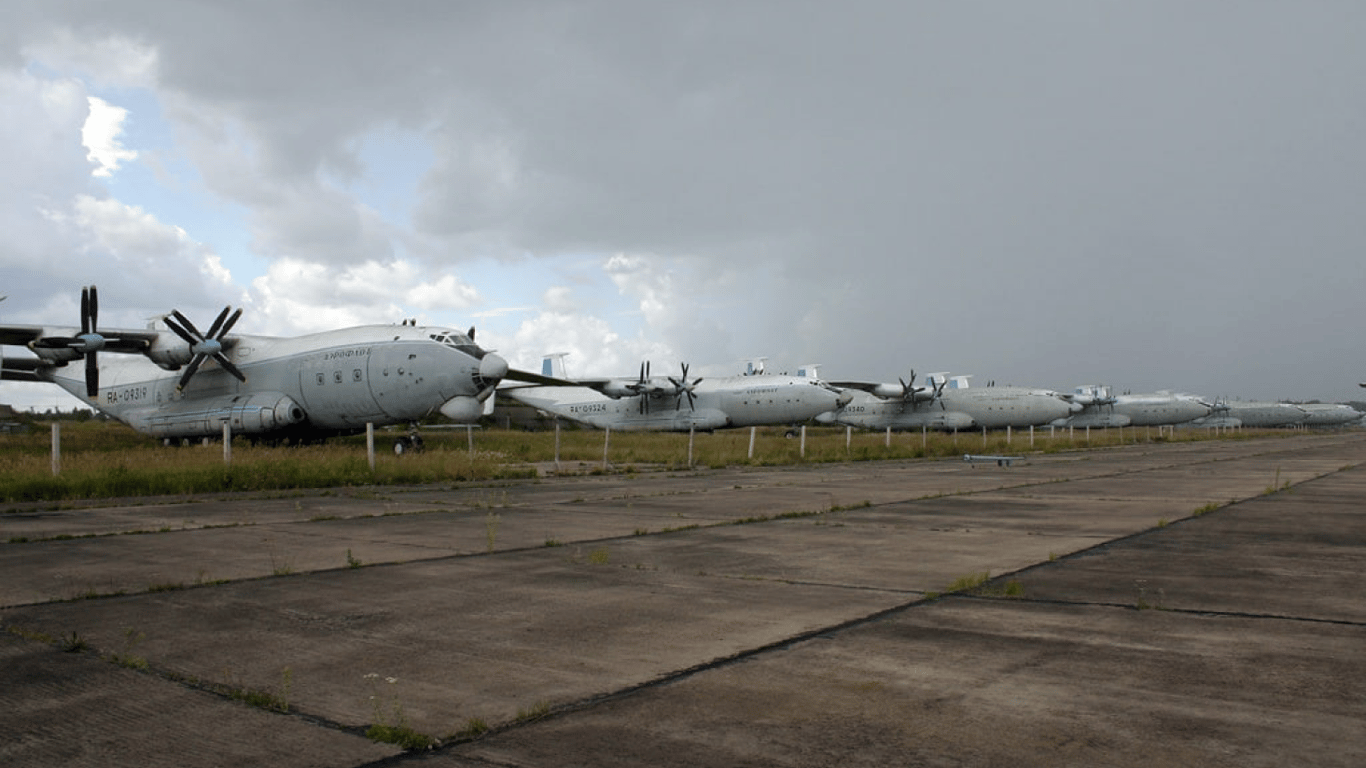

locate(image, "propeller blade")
(214, 353), (247, 383)
(217, 307), (243, 338)
(170, 310), (205, 341)
(85, 354), (98, 397)
(80, 286), (91, 336)
(177, 355), (206, 391)
(162, 315), (198, 346)
(204, 305), (232, 340)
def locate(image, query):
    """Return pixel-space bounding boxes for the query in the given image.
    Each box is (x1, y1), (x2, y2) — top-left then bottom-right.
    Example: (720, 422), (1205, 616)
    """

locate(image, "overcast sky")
(4, 1), (1365, 412)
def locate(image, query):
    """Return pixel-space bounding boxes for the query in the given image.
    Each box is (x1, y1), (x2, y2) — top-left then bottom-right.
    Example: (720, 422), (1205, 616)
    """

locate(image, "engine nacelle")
(439, 395), (483, 423)
(598, 381), (641, 399)
(868, 383), (905, 399)
(145, 393), (306, 437)
(143, 336), (195, 371)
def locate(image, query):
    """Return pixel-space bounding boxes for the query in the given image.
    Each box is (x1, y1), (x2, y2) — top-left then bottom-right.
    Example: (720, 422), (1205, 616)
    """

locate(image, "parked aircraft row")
(2, 287), (1359, 448)
(1, 286), (562, 450)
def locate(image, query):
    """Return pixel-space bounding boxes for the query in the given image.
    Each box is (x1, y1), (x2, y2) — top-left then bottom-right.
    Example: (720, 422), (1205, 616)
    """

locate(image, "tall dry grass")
(0, 419), (1281, 503)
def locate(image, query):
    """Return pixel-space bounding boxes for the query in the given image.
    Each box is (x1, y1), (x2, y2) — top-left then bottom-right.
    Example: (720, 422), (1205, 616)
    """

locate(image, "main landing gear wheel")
(393, 434), (425, 455)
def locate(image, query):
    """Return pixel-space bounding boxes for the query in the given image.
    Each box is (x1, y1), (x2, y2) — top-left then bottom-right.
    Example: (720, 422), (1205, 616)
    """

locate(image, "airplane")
(501, 356), (853, 432)
(1188, 400), (1308, 429)
(819, 372), (1079, 431)
(1054, 385), (1213, 428)
(1, 285), (561, 450)
(1290, 402), (1361, 427)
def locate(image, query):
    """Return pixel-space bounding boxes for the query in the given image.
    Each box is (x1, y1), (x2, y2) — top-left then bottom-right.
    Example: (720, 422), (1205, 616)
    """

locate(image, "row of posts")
(43, 420), (1222, 476)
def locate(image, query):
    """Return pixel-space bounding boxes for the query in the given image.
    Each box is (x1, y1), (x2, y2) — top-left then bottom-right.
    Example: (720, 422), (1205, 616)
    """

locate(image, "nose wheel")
(393, 427), (425, 455)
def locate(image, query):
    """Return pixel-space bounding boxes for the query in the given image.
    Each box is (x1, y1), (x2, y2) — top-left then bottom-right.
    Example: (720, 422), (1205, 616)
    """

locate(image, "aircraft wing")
(502, 368), (581, 387)
(827, 380), (885, 394)
(0, 324), (161, 353)
(0, 325), (48, 346)
(828, 379), (937, 402)
(0, 355), (49, 382)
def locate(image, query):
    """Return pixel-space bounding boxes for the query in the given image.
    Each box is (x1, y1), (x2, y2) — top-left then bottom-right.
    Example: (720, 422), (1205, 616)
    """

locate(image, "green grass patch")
(0, 420), (1301, 504)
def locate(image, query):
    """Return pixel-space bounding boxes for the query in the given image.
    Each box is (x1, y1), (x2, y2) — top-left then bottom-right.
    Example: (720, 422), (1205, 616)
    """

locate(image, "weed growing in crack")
(363, 673), (436, 750)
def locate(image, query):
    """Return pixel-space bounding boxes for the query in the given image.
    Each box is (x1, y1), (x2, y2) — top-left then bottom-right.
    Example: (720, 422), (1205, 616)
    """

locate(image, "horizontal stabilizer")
(1, 355), (50, 382)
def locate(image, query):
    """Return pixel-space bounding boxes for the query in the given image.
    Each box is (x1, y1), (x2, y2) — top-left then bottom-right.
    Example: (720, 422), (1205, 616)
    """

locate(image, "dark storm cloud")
(9, 1), (1366, 401)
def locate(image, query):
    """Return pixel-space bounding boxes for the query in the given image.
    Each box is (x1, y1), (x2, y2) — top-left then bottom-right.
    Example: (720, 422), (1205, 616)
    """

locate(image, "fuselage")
(1297, 403), (1362, 426)
(934, 387), (1077, 429)
(504, 374), (847, 431)
(1194, 401), (1307, 428)
(36, 324), (505, 439)
(822, 386), (1075, 431)
(1057, 393), (1211, 428)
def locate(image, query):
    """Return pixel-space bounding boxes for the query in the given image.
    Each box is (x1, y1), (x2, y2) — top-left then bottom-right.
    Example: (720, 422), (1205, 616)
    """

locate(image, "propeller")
(31, 285), (112, 397)
(162, 305), (247, 390)
(634, 361), (652, 413)
(930, 375), (949, 410)
(668, 363), (703, 411)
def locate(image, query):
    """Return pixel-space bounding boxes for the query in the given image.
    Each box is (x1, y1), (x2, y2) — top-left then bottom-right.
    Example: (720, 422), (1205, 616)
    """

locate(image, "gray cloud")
(6, 2), (1366, 404)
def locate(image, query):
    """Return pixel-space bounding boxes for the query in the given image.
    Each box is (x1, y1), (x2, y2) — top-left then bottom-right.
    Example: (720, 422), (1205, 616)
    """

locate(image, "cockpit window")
(429, 332), (485, 359)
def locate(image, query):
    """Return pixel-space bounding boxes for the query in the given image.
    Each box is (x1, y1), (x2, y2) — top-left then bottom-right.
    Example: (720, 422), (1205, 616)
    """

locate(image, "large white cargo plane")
(820, 372), (1079, 431)
(1055, 385), (1213, 428)
(0, 286), (560, 446)
(502, 357), (852, 431)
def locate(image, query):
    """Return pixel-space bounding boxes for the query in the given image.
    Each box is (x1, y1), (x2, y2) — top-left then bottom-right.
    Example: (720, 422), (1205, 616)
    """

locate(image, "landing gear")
(393, 433), (425, 455)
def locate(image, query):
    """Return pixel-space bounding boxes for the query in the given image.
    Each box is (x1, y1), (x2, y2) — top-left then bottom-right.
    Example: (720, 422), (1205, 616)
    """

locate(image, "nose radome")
(480, 353), (509, 384)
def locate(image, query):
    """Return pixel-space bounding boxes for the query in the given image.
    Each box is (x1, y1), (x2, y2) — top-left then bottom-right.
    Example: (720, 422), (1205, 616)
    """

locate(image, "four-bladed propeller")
(627, 361), (704, 413)
(668, 363), (703, 411)
(163, 305), (247, 391)
(31, 285), (122, 396)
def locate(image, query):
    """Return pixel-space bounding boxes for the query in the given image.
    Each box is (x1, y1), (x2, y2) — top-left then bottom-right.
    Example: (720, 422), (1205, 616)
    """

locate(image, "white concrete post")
(51, 422), (60, 476)
(748, 426), (756, 459)
(366, 423), (375, 470)
(688, 427), (695, 467)
(222, 422), (232, 466)
(800, 425), (807, 458)
(602, 426), (611, 470)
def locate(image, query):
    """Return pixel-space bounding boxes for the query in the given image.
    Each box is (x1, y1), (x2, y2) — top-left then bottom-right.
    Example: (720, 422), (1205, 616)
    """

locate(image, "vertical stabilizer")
(541, 353), (570, 380)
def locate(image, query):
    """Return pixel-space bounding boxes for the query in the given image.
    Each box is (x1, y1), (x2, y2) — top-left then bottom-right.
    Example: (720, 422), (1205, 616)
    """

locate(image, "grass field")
(0, 418), (1280, 504)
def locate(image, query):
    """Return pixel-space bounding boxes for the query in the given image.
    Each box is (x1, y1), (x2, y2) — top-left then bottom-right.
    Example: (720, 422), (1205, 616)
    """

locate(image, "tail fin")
(541, 353), (569, 379)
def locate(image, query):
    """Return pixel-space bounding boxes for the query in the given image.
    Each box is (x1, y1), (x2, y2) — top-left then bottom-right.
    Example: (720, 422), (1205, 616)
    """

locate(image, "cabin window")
(334, 371), (343, 383)
(353, 368), (363, 382)
(316, 373), (324, 385)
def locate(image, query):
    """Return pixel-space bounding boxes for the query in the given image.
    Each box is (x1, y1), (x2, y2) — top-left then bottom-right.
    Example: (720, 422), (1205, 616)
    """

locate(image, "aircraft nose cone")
(480, 352), (509, 384)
